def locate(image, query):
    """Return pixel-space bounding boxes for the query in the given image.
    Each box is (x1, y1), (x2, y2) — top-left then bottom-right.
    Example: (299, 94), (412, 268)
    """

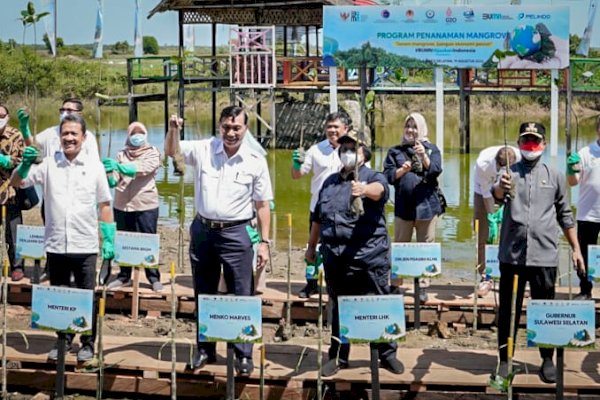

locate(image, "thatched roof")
(148, 0), (352, 26)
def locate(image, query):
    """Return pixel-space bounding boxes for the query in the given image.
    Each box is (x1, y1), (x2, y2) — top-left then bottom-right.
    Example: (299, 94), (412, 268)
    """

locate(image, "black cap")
(519, 122), (546, 139)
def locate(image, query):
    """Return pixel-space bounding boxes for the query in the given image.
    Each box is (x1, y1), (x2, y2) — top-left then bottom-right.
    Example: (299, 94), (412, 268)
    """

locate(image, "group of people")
(0, 98), (162, 362)
(1, 99), (597, 384)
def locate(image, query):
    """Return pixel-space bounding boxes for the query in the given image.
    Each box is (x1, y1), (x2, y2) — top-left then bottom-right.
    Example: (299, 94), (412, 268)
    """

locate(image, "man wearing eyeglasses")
(165, 105), (273, 377)
(32, 98), (99, 158)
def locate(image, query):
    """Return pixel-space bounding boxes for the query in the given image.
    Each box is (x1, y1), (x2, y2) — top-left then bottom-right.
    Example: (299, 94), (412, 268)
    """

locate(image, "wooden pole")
(473, 219), (479, 332)
(226, 344), (235, 400)
(286, 214), (292, 329)
(131, 267), (140, 320)
(507, 274), (519, 399)
(370, 345), (380, 400)
(1, 206), (7, 399)
(414, 277), (421, 330)
(556, 348), (564, 400)
(170, 262), (177, 400)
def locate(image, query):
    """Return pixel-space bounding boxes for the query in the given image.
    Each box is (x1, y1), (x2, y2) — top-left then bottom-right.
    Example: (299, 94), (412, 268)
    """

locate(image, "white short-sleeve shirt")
(473, 145), (520, 198)
(22, 151), (112, 254)
(37, 126), (100, 159)
(180, 137), (273, 221)
(300, 139), (341, 212)
(576, 141), (600, 222)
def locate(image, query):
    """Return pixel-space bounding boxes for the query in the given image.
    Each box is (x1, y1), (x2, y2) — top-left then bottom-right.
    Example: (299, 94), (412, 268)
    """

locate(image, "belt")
(197, 215), (250, 229)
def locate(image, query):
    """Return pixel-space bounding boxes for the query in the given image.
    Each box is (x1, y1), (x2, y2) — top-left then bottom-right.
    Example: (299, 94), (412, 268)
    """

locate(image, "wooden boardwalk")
(4, 331), (600, 399)
(6, 274), (600, 325)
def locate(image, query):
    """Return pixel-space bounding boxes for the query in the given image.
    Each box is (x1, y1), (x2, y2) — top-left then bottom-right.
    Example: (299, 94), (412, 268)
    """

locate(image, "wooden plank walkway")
(3, 331), (600, 398)
(6, 275), (600, 326)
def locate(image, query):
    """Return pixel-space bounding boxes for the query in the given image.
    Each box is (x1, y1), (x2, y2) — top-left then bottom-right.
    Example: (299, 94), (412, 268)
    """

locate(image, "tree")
(143, 36), (159, 55)
(43, 33), (64, 54)
(19, 2), (50, 48)
(112, 41), (130, 55)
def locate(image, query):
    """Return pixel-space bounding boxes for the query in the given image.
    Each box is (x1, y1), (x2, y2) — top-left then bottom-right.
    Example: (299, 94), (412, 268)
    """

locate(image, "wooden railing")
(467, 68), (567, 89)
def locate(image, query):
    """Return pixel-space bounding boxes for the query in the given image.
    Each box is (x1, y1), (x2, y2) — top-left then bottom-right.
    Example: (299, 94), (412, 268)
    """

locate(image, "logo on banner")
(463, 9), (475, 20)
(425, 9), (435, 19)
(519, 13), (551, 20)
(446, 7), (457, 23)
(340, 12), (349, 22)
(381, 9), (390, 19)
(405, 9), (414, 19)
(483, 13), (512, 21)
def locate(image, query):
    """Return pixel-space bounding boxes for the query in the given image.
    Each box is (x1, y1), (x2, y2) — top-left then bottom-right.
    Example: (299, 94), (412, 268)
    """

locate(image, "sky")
(0, 0), (221, 46)
(0, 0), (598, 47)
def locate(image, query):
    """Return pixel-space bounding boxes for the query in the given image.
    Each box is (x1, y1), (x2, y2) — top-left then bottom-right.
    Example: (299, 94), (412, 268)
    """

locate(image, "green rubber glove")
(269, 200), (275, 211)
(16, 108), (32, 140)
(566, 152), (581, 176)
(292, 149), (305, 171)
(99, 221), (116, 260)
(245, 225), (261, 245)
(107, 175), (118, 188)
(102, 157), (118, 173)
(0, 154), (12, 169)
(116, 163), (137, 178)
(16, 146), (39, 179)
(487, 205), (504, 244)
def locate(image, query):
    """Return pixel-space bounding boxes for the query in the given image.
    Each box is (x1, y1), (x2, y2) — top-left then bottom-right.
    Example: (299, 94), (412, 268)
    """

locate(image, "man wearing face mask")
(491, 122), (585, 385)
(306, 130), (403, 377)
(291, 111), (350, 298)
(0, 104), (26, 281)
(165, 106), (273, 377)
(102, 122), (162, 292)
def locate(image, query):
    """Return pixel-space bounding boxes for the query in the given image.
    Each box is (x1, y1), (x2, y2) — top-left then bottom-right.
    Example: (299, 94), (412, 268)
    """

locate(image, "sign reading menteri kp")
(323, 6), (569, 69)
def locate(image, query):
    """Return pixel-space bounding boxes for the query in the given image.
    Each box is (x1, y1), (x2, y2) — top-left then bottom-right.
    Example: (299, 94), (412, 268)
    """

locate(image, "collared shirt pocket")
(228, 171), (253, 198)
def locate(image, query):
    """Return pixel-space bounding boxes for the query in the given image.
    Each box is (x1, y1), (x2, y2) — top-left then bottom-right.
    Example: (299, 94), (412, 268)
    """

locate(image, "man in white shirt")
(291, 111), (349, 298)
(11, 114), (115, 362)
(165, 106), (273, 377)
(566, 116), (600, 300)
(473, 145), (518, 294)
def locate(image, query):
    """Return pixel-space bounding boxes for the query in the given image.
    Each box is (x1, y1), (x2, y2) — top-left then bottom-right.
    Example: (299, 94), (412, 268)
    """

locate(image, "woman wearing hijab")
(383, 112), (443, 291)
(103, 122), (163, 292)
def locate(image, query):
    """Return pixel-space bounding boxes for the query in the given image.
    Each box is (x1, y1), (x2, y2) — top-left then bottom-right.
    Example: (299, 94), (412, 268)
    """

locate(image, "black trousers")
(189, 217), (254, 359)
(47, 252), (98, 347)
(114, 208), (160, 284)
(322, 251), (397, 364)
(576, 220), (598, 296)
(0, 203), (23, 272)
(498, 263), (556, 362)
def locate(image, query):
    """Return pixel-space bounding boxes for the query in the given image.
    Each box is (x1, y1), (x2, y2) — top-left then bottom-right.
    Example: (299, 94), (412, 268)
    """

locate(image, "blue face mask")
(129, 133), (146, 147)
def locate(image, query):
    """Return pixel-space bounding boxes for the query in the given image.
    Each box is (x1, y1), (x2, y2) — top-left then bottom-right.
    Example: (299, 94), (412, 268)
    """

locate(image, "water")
(33, 104), (599, 282)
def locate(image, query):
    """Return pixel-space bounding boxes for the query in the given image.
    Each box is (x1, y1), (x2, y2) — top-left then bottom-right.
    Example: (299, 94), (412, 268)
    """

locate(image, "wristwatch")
(260, 239), (271, 245)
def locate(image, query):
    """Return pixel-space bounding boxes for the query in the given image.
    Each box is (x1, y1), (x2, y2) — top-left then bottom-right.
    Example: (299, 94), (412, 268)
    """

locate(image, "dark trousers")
(189, 217), (254, 359)
(576, 220), (598, 296)
(0, 203), (23, 272)
(498, 263), (556, 362)
(323, 252), (397, 364)
(47, 252), (98, 347)
(114, 208), (160, 284)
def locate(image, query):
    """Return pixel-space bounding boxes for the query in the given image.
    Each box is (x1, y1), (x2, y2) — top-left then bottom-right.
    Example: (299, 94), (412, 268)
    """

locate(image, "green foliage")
(143, 36), (159, 55)
(42, 33), (64, 54)
(0, 46), (127, 99)
(334, 42), (436, 69)
(112, 41), (130, 55)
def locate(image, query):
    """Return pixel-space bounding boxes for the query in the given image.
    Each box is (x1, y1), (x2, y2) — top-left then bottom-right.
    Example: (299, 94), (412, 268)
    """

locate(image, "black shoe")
(191, 351), (216, 369)
(539, 358), (556, 384)
(48, 342), (72, 361)
(573, 292), (592, 300)
(321, 359), (348, 377)
(236, 357), (254, 377)
(298, 280), (319, 299)
(380, 357), (404, 374)
(77, 344), (94, 362)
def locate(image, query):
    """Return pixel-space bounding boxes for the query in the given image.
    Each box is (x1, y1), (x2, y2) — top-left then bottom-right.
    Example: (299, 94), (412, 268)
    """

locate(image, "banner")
(484, 244), (500, 279)
(576, 0), (598, 56)
(338, 295), (406, 343)
(527, 300), (595, 348)
(391, 242), (442, 279)
(114, 231), (160, 268)
(41, 0), (56, 56)
(31, 285), (94, 335)
(323, 5), (569, 69)
(15, 225), (45, 261)
(92, 0), (104, 59)
(134, 0), (143, 57)
(197, 296), (262, 343)
(585, 245), (600, 282)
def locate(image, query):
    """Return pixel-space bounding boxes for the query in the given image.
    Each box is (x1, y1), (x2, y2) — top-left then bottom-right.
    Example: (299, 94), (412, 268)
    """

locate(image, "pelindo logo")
(425, 10), (435, 19)
(381, 9), (390, 19)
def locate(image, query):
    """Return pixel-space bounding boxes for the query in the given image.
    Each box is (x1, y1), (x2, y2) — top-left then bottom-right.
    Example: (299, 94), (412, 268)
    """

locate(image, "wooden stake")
(170, 262), (177, 400)
(1, 206), (7, 399)
(286, 214), (292, 330)
(507, 274), (519, 400)
(473, 219), (479, 332)
(132, 267), (140, 320)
